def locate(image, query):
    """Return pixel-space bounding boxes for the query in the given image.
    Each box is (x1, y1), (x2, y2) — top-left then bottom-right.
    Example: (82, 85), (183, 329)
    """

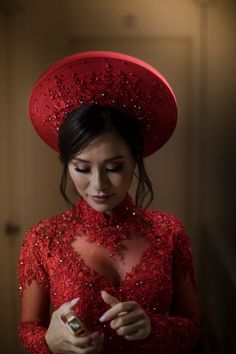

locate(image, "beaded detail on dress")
(18, 194), (200, 353)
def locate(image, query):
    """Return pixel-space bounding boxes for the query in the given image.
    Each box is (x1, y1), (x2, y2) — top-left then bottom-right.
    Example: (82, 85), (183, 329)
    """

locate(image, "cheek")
(70, 172), (89, 192)
(110, 170), (134, 188)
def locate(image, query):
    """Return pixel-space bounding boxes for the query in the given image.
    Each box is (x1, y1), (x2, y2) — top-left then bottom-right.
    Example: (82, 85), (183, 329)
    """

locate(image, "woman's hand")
(45, 298), (104, 353)
(99, 290), (151, 341)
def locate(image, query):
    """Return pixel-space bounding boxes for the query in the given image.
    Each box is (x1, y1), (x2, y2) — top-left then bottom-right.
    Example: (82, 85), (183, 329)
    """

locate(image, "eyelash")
(73, 165), (123, 173)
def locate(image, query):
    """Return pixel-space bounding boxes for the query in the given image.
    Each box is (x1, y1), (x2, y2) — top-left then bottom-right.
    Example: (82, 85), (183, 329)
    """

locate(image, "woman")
(18, 51), (200, 353)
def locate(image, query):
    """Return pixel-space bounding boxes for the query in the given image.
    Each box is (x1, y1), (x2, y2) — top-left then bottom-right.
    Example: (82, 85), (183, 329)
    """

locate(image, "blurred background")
(0, 0), (235, 353)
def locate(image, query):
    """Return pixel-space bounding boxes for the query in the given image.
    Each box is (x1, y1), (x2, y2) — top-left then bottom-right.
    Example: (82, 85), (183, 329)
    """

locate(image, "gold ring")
(62, 311), (86, 335)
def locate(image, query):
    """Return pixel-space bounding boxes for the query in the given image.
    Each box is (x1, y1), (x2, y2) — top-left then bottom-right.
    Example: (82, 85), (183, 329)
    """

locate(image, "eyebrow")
(72, 155), (125, 163)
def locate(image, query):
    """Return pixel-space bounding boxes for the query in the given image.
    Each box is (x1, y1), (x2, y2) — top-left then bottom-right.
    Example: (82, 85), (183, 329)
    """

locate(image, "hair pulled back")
(58, 105), (153, 209)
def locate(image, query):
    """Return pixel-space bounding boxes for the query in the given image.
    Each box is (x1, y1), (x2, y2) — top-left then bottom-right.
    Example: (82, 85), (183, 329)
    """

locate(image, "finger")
(58, 297), (80, 316)
(70, 297), (80, 307)
(80, 333), (104, 353)
(89, 332), (105, 347)
(99, 301), (138, 322)
(70, 333), (92, 347)
(110, 310), (144, 330)
(59, 298), (83, 333)
(73, 331), (104, 346)
(116, 320), (145, 336)
(125, 322), (152, 340)
(100, 290), (119, 307)
(125, 326), (151, 341)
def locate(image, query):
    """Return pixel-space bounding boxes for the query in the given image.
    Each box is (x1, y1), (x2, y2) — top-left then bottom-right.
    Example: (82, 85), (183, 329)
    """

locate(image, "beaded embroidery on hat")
(29, 51), (177, 156)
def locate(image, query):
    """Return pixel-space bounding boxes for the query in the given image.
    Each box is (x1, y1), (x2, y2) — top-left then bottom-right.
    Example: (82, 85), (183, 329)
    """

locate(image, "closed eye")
(74, 167), (90, 173)
(73, 165), (123, 173)
(106, 165), (123, 172)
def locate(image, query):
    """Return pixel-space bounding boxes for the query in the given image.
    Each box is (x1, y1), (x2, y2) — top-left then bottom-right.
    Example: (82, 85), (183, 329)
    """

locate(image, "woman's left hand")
(99, 290), (151, 341)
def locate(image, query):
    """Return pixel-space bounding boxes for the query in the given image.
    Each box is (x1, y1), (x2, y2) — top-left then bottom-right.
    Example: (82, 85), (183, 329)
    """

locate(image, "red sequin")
(18, 195), (200, 353)
(29, 53), (177, 156)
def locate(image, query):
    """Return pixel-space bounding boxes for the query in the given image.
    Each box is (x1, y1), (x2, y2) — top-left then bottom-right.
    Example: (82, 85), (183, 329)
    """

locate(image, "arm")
(18, 223), (105, 354)
(18, 224), (52, 353)
(18, 281), (52, 354)
(139, 221), (201, 353)
(98, 219), (200, 353)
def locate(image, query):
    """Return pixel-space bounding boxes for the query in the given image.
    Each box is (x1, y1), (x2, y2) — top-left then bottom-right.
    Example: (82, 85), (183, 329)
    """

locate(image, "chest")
(71, 234), (151, 282)
(45, 223), (174, 317)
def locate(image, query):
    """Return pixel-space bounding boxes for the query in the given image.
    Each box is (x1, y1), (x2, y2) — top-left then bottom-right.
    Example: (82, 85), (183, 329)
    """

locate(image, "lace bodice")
(18, 195), (200, 353)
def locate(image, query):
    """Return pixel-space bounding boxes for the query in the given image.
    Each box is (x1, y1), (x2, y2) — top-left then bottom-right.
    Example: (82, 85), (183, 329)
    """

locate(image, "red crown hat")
(29, 51), (177, 157)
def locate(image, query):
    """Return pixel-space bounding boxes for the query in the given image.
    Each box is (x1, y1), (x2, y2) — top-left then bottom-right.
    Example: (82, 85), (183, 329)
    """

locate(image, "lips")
(90, 194), (113, 204)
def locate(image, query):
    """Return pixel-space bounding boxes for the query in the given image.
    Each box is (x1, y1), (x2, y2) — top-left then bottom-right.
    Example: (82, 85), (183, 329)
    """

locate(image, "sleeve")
(138, 218), (201, 353)
(18, 322), (51, 354)
(17, 223), (52, 354)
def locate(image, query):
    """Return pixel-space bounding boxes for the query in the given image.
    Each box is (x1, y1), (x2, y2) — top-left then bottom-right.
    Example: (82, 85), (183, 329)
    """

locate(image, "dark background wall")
(0, 0), (235, 353)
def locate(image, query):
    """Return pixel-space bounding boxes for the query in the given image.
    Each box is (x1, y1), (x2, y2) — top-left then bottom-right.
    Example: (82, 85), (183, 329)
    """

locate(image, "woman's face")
(68, 131), (135, 214)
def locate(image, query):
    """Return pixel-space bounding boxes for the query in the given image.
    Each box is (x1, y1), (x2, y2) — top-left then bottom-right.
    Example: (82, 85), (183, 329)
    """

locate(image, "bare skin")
(44, 131), (151, 352)
(45, 298), (104, 354)
(20, 130), (199, 352)
(99, 291), (151, 341)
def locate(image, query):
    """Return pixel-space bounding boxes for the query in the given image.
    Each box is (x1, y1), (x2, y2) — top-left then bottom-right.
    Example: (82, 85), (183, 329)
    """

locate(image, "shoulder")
(142, 209), (193, 260)
(22, 208), (74, 246)
(143, 208), (185, 234)
(142, 208), (191, 247)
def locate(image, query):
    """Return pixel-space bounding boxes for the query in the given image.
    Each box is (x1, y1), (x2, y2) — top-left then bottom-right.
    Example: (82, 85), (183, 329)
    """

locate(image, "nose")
(92, 169), (110, 192)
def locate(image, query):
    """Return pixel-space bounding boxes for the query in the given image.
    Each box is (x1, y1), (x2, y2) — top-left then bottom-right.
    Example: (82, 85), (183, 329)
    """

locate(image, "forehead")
(75, 131), (131, 158)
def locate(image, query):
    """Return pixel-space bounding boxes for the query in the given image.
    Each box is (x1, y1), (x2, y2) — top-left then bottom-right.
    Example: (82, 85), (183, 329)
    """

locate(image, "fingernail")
(101, 290), (107, 296)
(99, 314), (106, 322)
(70, 297), (80, 305)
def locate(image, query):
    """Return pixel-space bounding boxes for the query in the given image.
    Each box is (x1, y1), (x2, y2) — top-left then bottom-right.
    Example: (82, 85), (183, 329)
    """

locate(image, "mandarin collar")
(75, 194), (140, 227)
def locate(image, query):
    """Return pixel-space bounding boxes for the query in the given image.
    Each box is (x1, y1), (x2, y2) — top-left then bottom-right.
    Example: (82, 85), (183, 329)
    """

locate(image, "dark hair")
(58, 105), (153, 209)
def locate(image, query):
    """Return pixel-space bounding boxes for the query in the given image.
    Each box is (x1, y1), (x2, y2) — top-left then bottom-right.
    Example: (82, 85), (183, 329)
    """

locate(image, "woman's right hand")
(45, 298), (104, 353)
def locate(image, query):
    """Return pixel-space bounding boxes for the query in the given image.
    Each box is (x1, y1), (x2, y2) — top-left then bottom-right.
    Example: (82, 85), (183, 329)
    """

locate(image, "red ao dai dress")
(18, 195), (200, 353)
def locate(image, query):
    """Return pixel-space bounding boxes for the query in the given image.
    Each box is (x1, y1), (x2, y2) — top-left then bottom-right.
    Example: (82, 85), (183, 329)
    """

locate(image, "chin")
(85, 194), (125, 213)
(91, 202), (113, 213)
(84, 196), (110, 211)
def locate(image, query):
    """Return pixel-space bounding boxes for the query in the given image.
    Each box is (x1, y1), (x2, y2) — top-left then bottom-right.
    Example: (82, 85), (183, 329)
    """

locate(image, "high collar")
(75, 194), (141, 227)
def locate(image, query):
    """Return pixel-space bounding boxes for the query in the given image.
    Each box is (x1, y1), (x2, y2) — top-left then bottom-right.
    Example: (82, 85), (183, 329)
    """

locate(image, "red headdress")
(29, 51), (177, 157)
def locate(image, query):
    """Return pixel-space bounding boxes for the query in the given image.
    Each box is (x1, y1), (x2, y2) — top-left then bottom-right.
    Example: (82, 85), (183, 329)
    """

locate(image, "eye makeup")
(106, 164), (123, 172)
(74, 166), (90, 173)
(72, 163), (124, 174)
